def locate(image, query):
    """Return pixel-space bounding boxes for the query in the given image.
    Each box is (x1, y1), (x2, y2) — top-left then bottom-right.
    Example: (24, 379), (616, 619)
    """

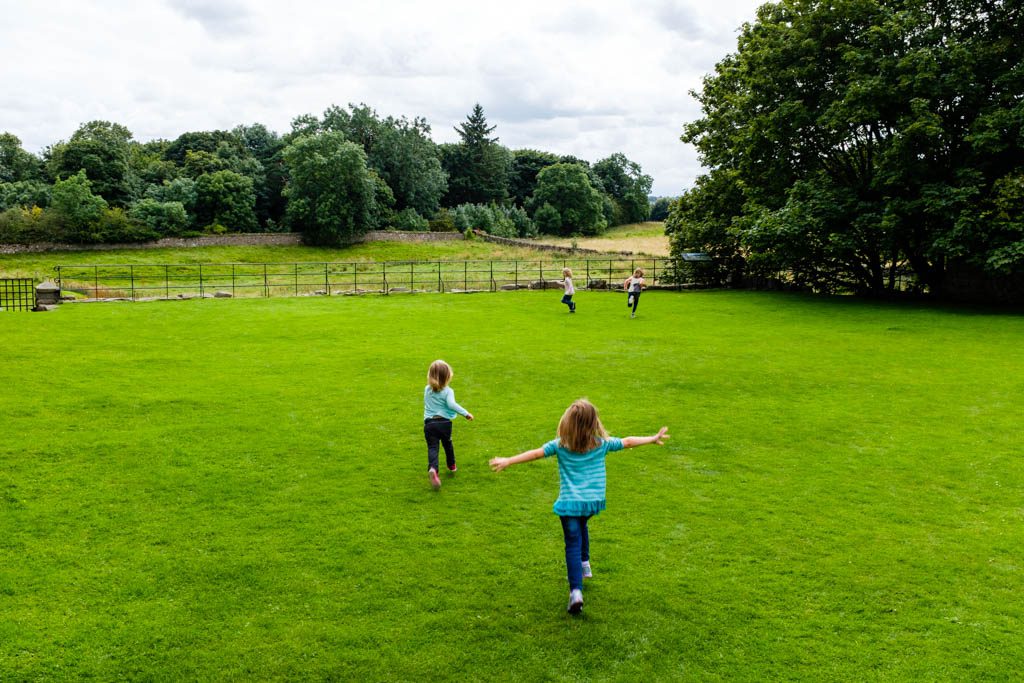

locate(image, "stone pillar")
(34, 280), (61, 310)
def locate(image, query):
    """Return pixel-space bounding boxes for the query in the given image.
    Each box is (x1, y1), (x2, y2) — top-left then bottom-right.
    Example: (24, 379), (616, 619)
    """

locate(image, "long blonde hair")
(558, 399), (608, 453)
(427, 360), (452, 392)
(633, 268), (644, 278)
(563, 267), (573, 278)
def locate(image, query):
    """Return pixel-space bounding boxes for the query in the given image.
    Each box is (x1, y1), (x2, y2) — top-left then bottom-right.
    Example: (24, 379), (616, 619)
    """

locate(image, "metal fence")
(0, 278), (35, 311)
(54, 258), (682, 301)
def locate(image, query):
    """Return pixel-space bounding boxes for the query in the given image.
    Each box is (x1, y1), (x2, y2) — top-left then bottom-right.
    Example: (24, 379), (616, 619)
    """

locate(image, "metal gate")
(0, 278), (35, 311)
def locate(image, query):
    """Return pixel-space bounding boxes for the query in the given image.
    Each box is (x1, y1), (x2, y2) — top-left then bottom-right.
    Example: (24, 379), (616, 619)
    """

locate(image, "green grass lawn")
(1, 290), (1021, 680)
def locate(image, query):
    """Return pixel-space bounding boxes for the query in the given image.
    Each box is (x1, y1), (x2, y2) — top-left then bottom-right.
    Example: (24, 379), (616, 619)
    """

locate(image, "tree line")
(667, 0), (1023, 300)
(0, 104), (654, 246)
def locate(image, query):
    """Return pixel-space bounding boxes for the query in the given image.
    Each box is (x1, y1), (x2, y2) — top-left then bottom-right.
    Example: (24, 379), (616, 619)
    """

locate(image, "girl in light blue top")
(490, 399), (669, 614)
(423, 360), (474, 490)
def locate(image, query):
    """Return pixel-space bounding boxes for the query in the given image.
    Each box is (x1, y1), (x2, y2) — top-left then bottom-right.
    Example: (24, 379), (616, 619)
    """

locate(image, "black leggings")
(423, 419), (455, 471)
(628, 290), (641, 313)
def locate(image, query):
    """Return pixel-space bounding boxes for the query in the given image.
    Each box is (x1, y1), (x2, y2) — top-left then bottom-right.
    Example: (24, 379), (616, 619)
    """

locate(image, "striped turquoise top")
(542, 437), (624, 516)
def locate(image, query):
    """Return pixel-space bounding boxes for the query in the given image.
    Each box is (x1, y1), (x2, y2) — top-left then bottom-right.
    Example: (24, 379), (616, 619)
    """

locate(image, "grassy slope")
(1, 291), (1022, 680)
(0, 240), (549, 280)
(534, 222), (670, 256)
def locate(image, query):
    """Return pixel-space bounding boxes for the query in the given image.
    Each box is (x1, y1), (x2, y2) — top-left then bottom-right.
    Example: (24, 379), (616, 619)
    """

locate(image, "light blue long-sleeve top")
(542, 437), (624, 516)
(423, 386), (469, 420)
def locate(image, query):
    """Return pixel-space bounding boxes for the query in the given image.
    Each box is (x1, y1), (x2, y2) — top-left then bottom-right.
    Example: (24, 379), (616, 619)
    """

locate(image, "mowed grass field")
(1, 289), (1022, 680)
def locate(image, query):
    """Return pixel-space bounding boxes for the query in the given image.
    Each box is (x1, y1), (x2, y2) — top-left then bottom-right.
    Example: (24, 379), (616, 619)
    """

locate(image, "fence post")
(383, 262), (388, 295)
(94, 265), (99, 299)
(263, 264), (268, 297)
(438, 261), (442, 292)
(231, 265), (235, 298)
(130, 265), (135, 300)
(464, 261), (468, 291)
(325, 263), (330, 296)
(198, 264), (204, 298)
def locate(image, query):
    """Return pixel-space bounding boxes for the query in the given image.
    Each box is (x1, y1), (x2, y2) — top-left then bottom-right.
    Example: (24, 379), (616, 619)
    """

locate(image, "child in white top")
(624, 268), (645, 318)
(560, 267), (576, 313)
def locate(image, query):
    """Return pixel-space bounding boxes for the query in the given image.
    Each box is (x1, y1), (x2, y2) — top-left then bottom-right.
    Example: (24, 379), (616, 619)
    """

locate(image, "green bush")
(428, 207), (456, 232)
(392, 207), (429, 231)
(450, 203), (534, 238)
(95, 207), (158, 243)
(129, 199), (189, 236)
(0, 206), (64, 243)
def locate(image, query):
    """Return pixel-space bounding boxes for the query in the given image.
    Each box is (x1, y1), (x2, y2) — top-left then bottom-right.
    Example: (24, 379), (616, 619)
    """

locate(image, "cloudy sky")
(0, 0), (764, 196)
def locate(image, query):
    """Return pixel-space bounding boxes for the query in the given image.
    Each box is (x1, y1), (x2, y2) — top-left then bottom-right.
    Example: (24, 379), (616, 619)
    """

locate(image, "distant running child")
(423, 360), (474, 490)
(489, 399), (669, 614)
(624, 268), (645, 318)
(560, 267), (576, 313)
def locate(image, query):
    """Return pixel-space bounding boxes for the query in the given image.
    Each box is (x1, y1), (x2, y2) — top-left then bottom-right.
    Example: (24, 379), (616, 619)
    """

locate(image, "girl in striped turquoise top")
(490, 399), (669, 614)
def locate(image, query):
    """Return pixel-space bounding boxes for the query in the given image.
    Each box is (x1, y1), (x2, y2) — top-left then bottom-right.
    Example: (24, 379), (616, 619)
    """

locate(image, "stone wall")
(361, 231), (464, 243)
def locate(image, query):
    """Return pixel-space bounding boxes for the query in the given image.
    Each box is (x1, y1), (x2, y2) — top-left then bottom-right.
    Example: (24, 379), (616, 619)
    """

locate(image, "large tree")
(677, 0), (1024, 297)
(305, 104), (447, 218)
(47, 121), (134, 206)
(0, 132), (44, 183)
(528, 163), (607, 236)
(442, 104), (510, 206)
(508, 149), (559, 208)
(593, 152), (653, 225)
(282, 132), (379, 245)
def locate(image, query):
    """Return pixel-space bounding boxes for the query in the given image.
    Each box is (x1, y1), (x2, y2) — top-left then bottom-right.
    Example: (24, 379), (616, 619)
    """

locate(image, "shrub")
(392, 207), (429, 231)
(428, 208), (456, 232)
(0, 206), (64, 243)
(129, 199), (189, 236)
(95, 207), (158, 243)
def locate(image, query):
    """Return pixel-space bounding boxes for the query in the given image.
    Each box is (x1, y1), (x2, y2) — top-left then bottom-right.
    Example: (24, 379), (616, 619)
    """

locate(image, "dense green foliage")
(2, 105), (651, 245)
(282, 133), (379, 245)
(1, 292), (1021, 679)
(529, 163), (608, 236)
(670, 0), (1024, 301)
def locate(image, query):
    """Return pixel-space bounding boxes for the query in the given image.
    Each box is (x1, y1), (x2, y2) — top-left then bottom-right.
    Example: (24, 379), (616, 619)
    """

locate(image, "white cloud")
(0, 0), (764, 195)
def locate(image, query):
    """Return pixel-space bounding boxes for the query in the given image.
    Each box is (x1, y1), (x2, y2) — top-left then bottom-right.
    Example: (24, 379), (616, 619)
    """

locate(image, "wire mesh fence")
(0, 278), (35, 311)
(54, 258), (685, 300)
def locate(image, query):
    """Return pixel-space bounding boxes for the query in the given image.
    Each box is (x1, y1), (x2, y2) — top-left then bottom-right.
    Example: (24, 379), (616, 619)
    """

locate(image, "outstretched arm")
(490, 447), (545, 472)
(621, 426), (670, 449)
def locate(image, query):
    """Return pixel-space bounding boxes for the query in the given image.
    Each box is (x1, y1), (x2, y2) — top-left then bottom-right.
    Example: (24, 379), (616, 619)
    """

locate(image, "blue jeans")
(561, 294), (575, 311)
(559, 515), (591, 590)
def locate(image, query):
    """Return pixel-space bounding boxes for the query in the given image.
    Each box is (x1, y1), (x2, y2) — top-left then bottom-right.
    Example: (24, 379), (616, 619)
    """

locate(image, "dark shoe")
(447, 464), (457, 474)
